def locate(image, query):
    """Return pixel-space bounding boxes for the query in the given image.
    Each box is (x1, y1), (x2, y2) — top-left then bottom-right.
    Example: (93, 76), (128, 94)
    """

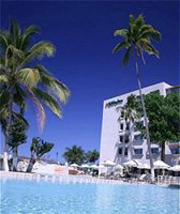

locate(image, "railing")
(1, 171), (179, 187)
(133, 139), (144, 145)
(156, 175), (180, 185)
(132, 154), (143, 159)
(0, 171), (124, 185)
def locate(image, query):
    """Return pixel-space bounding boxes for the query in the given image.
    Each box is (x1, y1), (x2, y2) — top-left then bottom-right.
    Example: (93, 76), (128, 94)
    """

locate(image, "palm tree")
(0, 19), (70, 171)
(63, 145), (85, 165)
(113, 14), (161, 182)
(26, 137), (54, 172)
(85, 149), (99, 164)
(116, 95), (139, 164)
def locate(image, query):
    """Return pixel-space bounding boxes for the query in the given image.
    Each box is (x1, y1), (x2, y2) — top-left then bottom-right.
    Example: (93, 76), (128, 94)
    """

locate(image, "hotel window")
(134, 149), (143, 155)
(121, 111), (124, 118)
(118, 148), (122, 155)
(171, 148), (180, 154)
(120, 135), (123, 142)
(125, 148), (128, 156)
(120, 123), (124, 131)
(134, 134), (143, 141)
(151, 148), (159, 154)
(126, 123), (130, 130)
(125, 135), (129, 143)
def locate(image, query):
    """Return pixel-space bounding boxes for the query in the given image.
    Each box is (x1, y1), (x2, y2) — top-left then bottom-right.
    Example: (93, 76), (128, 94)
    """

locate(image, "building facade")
(99, 82), (180, 167)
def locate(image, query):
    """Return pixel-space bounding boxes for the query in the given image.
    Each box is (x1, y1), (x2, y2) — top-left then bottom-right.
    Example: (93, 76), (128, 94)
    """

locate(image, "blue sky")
(1, 0), (179, 162)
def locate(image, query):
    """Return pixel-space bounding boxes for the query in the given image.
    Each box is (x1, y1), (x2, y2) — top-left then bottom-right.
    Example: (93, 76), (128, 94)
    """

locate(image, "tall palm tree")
(63, 145), (85, 165)
(0, 19), (70, 171)
(113, 14), (161, 182)
(116, 95), (139, 164)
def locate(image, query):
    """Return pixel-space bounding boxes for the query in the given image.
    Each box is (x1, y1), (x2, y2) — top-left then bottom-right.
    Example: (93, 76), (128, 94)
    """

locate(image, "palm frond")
(0, 91), (10, 107)
(33, 88), (62, 118)
(17, 42), (56, 70)
(114, 29), (128, 37)
(139, 24), (153, 34)
(141, 40), (160, 58)
(36, 65), (70, 103)
(14, 84), (27, 107)
(16, 67), (40, 88)
(129, 14), (134, 32)
(26, 87), (45, 131)
(112, 41), (130, 53)
(12, 112), (29, 128)
(134, 14), (145, 28)
(0, 33), (9, 50)
(123, 47), (131, 67)
(4, 45), (24, 68)
(0, 75), (8, 83)
(139, 29), (161, 42)
(9, 18), (21, 47)
(20, 25), (39, 51)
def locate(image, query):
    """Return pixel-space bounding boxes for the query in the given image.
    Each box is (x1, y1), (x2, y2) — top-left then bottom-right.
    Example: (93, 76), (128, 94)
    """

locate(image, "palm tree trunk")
(12, 147), (18, 171)
(135, 52), (155, 182)
(4, 89), (14, 172)
(129, 119), (134, 158)
(26, 152), (36, 173)
(161, 141), (166, 162)
(121, 126), (126, 164)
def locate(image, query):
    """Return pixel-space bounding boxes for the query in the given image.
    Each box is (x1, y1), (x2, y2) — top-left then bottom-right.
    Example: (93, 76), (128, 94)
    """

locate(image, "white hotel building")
(99, 82), (180, 167)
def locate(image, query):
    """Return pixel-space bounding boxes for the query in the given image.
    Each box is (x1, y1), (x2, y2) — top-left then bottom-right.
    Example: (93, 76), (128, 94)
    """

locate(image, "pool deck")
(0, 171), (150, 186)
(1, 171), (175, 188)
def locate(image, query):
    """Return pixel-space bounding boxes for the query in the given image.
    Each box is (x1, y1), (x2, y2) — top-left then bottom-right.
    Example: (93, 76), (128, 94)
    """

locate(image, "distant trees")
(63, 145), (99, 165)
(85, 150), (99, 164)
(26, 137), (54, 172)
(63, 145), (85, 165)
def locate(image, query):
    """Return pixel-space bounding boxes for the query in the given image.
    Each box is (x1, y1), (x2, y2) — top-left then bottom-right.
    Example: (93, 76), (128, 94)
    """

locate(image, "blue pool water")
(1, 180), (179, 214)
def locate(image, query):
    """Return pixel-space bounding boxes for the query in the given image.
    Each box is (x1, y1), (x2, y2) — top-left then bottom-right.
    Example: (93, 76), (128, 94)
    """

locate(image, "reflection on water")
(95, 183), (179, 214)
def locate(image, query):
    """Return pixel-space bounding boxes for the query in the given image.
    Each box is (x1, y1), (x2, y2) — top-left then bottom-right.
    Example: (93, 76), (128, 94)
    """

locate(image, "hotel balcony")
(133, 139), (144, 145)
(132, 154), (143, 159)
(146, 152), (160, 160)
(133, 134), (144, 145)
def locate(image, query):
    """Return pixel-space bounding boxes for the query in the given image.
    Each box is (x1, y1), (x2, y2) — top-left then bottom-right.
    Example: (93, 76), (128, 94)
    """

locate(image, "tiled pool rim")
(0, 171), (171, 187)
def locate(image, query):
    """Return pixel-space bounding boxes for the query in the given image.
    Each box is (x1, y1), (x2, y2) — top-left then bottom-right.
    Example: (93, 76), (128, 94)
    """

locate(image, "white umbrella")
(134, 160), (142, 166)
(114, 164), (124, 170)
(90, 164), (99, 169)
(98, 164), (105, 168)
(70, 163), (79, 167)
(137, 163), (150, 169)
(153, 160), (170, 169)
(168, 165), (180, 172)
(80, 164), (89, 168)
(103, 160), (116, 167)
(123, 160), (137, 167)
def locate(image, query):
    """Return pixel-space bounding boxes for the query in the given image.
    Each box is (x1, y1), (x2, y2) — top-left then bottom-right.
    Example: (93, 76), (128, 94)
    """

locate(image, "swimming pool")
(1, 180), (179, 214)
